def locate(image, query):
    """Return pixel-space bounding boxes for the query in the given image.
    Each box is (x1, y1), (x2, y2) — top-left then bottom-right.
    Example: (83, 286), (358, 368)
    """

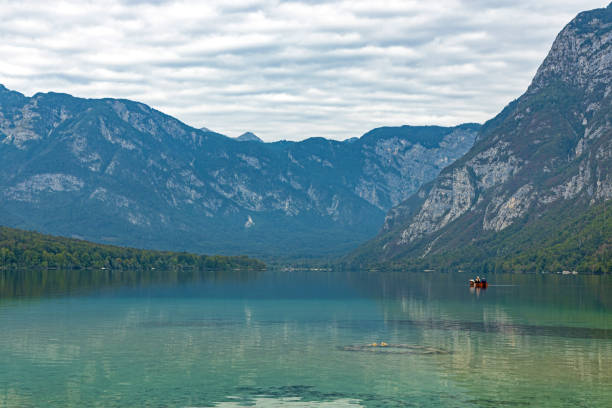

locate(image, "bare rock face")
(397, 167), (476, 244)
(0, 84), (477, 257)
(483, 184), (534, 232)
(354, 4), (612, 265)
(529, 4), (612, 96)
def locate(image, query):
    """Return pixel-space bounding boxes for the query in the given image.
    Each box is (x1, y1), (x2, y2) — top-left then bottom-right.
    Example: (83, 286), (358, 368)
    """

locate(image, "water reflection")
(468, 286), (486, 296)
(342, 271), (612, 309)
(0, 270), (611, 407)
(0, 268), (263, 299)
(3, 269), (611, 306)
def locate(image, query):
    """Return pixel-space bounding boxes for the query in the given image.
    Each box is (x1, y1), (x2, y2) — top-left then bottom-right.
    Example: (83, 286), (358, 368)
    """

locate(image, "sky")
(0, 1), (607, 141)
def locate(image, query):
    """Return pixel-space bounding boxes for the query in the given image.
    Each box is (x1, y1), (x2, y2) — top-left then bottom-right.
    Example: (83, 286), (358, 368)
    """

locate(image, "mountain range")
(0, 86), (477, 258)
(348, 3), (612, 273)
(4, 3), (610, 271)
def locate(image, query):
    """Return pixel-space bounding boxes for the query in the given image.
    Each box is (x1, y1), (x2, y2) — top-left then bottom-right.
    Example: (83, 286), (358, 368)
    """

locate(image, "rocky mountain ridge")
(349, 3), (612, 273)
(0, 85), (478, 257)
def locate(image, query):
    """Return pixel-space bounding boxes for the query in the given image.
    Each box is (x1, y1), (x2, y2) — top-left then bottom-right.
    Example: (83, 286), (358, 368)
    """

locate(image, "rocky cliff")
(0, 86), (477, 257)
(350, 3), (612, 273)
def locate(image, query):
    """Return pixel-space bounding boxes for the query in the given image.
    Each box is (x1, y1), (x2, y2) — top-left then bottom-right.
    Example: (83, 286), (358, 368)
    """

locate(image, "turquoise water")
(1, 270), (611, 407)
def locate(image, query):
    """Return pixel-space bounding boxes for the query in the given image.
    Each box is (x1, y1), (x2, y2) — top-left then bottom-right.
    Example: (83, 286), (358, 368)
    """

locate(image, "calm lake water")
(1, 269), (611, 407)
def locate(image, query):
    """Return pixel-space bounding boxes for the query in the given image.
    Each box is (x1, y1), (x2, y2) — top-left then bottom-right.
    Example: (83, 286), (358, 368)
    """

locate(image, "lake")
(1, 269), (611, 407)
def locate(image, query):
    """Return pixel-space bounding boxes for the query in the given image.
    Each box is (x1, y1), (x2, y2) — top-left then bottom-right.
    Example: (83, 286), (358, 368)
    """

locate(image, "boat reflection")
(468, 285), (486, 296)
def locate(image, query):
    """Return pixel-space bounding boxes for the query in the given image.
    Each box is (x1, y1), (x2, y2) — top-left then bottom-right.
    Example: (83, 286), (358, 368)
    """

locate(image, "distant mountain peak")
(528, 4), (612, 94)
(236, 132), (263, 142)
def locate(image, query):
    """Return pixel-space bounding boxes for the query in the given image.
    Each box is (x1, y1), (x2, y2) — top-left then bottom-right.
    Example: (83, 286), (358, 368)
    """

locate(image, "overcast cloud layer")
(0, 1), (606, 141)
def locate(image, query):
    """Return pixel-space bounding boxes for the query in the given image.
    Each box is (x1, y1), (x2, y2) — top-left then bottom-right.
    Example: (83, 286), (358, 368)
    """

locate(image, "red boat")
(469, 277), (487, 288)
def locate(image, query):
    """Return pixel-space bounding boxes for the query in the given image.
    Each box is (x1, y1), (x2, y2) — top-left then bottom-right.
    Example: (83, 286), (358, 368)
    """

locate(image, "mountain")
(236, 132), (263, 142)
(348, 4), (612, 273)
(0, 86), (478, 258)
(0, 225), (265, 270)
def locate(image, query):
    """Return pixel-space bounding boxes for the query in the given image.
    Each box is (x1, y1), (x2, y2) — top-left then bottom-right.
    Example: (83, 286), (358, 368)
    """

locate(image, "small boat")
(469, 277), (487, 288)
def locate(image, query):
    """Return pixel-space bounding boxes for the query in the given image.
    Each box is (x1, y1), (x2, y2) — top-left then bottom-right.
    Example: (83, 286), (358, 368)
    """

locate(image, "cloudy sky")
(0, 1), (606, 141)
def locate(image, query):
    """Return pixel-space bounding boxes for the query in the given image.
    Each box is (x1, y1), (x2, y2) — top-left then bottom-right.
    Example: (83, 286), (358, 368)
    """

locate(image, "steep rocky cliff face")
(350, 4), (612, 272)
(0, 87), (477, 257)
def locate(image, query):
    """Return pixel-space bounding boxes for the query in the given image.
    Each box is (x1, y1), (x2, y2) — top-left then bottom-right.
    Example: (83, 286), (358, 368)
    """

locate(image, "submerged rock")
(339, 344), (450, 355)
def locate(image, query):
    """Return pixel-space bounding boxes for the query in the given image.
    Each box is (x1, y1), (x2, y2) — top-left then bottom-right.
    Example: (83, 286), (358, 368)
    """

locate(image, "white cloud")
(0, 0), (606, 141)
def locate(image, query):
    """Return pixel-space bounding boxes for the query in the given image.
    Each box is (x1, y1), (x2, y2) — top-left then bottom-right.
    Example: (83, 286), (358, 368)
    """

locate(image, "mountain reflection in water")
(0, 270), (611, 407)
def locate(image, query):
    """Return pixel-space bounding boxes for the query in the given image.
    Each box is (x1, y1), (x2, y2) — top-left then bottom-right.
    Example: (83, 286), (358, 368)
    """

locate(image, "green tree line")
(0, 226), (266, 271)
